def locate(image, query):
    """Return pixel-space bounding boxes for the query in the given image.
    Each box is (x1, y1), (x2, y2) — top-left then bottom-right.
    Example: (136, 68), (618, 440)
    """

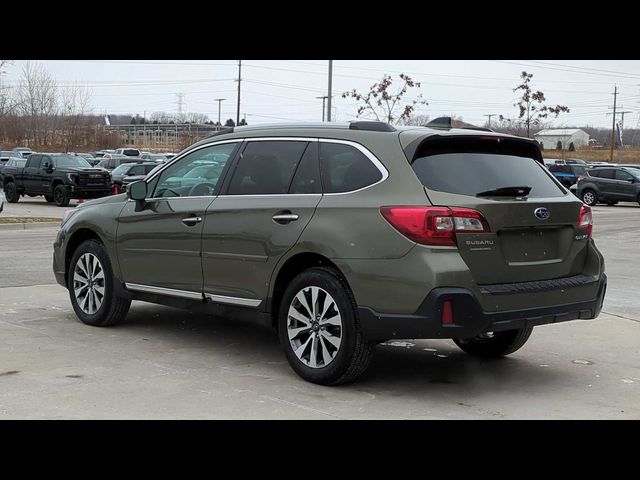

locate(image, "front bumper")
(358, 274), (607, 341)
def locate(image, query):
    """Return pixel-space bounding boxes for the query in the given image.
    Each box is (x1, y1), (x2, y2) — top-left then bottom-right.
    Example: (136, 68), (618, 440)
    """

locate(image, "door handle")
(272, 211), (299, 225)
(181, 216), (203, 227)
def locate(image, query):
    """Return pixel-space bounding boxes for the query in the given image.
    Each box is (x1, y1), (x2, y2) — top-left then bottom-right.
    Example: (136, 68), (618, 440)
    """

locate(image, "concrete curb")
(0, 222), (60, 231)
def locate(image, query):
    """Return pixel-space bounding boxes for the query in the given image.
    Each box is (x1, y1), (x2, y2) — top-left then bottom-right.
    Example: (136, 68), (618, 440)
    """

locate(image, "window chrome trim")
(244, 137), (319, 142)
(204, 293), (261, 308)
(319, 138), (389, 195)
(124, 283), (203, 300)
(141, 136), (389, 198)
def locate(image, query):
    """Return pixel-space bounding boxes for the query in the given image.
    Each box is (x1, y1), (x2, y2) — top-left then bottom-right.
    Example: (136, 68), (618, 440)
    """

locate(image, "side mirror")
(127, 181), (147, 201)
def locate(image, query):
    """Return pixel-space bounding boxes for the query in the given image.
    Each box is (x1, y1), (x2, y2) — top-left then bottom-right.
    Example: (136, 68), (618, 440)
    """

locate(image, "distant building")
(534, 129), (590, 151)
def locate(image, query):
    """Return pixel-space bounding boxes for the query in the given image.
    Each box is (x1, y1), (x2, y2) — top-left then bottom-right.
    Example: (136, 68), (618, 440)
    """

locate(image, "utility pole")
(327, 60), (333, 122)
(316, 96), (328, 122)
(214, 98), (226, 128)
(609, 86), (617, 163)
(483, 114), (497, 128)
(236, 60), (242, 126)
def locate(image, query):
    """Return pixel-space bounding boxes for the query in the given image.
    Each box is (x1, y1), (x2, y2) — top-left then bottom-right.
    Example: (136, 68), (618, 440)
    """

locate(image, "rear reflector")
(380, 206), (490, 246)
(578, 204), (593, 237)
(442, 300), (454, 325)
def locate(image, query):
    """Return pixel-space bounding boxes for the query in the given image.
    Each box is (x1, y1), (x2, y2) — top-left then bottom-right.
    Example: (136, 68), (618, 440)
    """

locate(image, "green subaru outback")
(53, 119), (607, 385)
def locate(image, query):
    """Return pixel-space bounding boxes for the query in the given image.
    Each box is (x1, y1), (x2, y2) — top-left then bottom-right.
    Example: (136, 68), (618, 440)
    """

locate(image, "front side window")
(615, 170), (633, 181)
(152, 142), (238, 198)
(227, 141), (308, 195)
(320, 142), (383, 193)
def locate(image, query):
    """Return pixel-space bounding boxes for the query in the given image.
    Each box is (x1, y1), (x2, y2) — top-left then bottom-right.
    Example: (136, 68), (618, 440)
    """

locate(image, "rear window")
(412, 153), (565, 198)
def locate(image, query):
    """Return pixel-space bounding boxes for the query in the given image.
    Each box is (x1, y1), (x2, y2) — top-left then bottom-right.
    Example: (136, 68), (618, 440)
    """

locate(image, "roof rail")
(348, 121), (396, 132)
(206, 127), (234, 138)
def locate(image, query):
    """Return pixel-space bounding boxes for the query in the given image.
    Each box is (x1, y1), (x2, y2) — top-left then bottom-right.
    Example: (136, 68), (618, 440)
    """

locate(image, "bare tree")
(511, 71), (569, 137)
(185, 112), (209, 124)
(16, 61), (59, 146)
(399, 114), (431, 126)
(60, 82), (93, 150)
(342, 74), (428, 125)
(0, 60), (17, 119)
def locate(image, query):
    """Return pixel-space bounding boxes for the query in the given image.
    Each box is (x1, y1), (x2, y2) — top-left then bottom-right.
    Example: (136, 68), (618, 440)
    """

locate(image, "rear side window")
(228, 141), (308, 195)
(587, 169), (601, 178)
(412, 153), (565, 198)
(320, 142), (382, 193)
(597, 169), (615, 179)
(289, 143), (321, 194)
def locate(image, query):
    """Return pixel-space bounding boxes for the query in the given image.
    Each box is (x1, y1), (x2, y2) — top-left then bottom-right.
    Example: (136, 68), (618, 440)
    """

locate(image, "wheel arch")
(268, 251), (350, 330)
(64, 228), (107, 285)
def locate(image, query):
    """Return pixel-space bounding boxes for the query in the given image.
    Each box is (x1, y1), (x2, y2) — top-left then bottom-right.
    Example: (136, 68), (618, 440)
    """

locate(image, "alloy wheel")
(287, 286), (343, 369)
(73, 253), (105, 315)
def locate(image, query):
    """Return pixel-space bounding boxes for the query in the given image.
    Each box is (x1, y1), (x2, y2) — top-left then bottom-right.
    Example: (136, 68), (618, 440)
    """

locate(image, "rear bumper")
(358, 274), (607, 341)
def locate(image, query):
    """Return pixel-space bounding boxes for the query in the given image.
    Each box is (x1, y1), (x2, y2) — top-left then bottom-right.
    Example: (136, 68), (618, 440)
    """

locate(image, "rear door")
(22, 155), (42, 191)
(201, 139), (321, 305)
(409, 136), (587, 284)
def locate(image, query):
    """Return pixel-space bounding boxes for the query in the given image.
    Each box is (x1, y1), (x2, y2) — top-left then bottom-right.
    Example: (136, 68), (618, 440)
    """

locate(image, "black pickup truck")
(1, 153), (113, 207)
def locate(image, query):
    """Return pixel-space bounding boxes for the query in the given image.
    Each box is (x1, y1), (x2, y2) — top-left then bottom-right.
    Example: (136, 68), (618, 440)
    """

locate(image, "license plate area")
(498, 227), (567, 264)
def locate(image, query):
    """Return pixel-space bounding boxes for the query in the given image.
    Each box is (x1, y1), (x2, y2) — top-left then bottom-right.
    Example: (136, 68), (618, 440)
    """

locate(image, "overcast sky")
(3, 60), (640, 129)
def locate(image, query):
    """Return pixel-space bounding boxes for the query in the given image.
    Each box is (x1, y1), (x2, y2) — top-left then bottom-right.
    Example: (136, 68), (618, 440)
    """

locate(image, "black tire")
(278, 267), (375, 385)
(68, 239), (131, 327)
(453, 327), (533, 358)
(54, 184), (70, 207)
(44, 194), (54, 203)
(581, 189), (597, 206)
(4, 182), (19, 203)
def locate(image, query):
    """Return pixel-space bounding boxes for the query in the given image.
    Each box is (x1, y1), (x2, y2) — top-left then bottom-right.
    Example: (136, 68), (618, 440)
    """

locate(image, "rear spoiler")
(426, 116), (493, 132)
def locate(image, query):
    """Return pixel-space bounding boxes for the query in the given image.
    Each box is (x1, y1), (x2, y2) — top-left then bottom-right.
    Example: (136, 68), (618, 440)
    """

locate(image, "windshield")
(112, 164), (132, 175)
(53, 156), (92, 168)
(412, 153), (565, 198)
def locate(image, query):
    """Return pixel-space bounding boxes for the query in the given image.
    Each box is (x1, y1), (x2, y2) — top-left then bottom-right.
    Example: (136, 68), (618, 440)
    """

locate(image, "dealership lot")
(0, 199), (639, 419)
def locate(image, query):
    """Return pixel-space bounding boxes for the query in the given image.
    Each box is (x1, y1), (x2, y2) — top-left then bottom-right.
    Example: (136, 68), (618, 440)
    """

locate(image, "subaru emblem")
(534, 207), (550, 220)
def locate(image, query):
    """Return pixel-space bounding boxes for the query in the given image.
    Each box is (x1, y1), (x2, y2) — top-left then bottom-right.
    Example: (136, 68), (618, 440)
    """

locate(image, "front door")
(202, 139), (322, 306)
(613, 169), (636, 200)
(116, 141), (241, 296)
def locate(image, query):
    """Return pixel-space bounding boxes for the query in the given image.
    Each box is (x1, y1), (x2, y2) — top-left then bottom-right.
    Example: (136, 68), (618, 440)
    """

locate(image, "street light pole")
(316, 96), (328, 122)
(214, 98), (226, 129)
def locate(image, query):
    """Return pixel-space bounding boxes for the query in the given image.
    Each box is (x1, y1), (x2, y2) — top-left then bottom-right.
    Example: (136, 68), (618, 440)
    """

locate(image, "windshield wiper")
(476, 185), (532, 197)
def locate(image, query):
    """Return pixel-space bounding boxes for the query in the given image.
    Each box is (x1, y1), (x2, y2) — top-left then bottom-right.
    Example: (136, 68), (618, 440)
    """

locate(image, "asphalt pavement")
(0, 198), (638, 419)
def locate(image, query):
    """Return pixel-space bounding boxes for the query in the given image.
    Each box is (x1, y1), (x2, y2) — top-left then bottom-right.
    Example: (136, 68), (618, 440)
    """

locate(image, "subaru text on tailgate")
(52, 119), (606, 385)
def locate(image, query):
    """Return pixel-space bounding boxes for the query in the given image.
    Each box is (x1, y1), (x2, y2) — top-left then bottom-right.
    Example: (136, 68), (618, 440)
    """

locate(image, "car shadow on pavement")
(114, 302), (568, 395)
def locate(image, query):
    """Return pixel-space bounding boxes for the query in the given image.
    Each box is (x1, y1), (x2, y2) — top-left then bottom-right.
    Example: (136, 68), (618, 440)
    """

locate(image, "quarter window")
(320, 142), (382, 193)
(227, 141), (308, 195)
(152, 143), (238, 198)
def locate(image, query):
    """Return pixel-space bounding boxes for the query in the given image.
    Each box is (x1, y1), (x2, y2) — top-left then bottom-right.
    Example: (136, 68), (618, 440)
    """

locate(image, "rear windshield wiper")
(476, 186), (532, 197)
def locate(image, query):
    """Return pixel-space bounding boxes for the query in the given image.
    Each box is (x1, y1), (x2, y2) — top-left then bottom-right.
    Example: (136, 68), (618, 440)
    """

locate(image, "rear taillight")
(380, 206), (490, 246)
(578, 204), (593, 237)
(577, 175), (586, 182)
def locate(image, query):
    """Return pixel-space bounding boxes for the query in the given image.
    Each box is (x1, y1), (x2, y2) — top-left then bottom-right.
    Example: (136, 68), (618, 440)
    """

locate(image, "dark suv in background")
(548, 163), (588, 188)
(577, 166), (640, 206)
(53, 120), (606, 385)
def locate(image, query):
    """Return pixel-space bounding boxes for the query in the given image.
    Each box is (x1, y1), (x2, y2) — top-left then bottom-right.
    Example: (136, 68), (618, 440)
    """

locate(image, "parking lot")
(1, 198), (639, 419)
